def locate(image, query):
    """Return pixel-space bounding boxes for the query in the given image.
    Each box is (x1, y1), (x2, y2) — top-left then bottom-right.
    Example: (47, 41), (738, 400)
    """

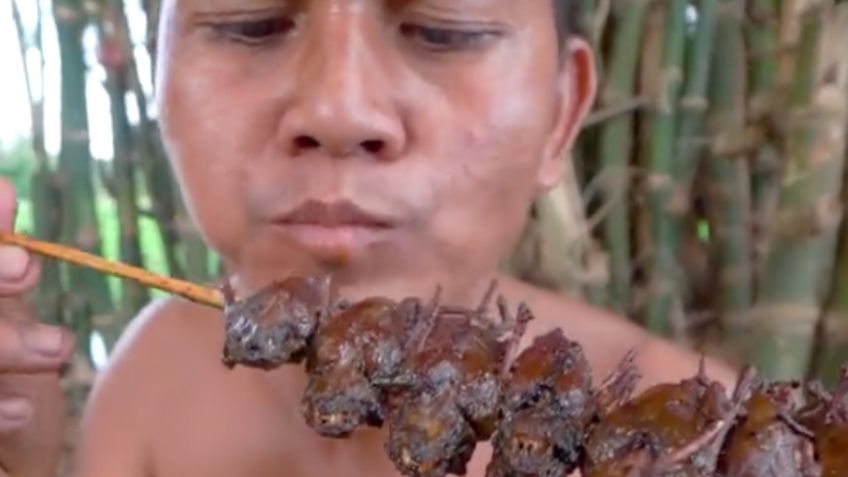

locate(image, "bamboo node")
(716, 0), (745, 20)
(820, 311), (848, 341)
(644, 172), (673, 192)
(679, 95), (708, 112)
(775, 196), (844, 239)
(749, 304), (821, 333)
(63, 127), (90, 143)
(665, 186), (689, 216)
(711, 127), (764, 158)
(53, 5), (84, 23)
(748, 1), (780, 24)
(657, 67), (684, 114)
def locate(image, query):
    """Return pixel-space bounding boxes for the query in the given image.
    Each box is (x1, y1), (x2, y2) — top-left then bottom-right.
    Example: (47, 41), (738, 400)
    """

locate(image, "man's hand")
(0, 177), (75, 477)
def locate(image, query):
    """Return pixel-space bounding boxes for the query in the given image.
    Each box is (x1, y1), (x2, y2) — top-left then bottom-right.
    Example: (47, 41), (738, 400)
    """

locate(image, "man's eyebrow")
(190, 7), (287, 20)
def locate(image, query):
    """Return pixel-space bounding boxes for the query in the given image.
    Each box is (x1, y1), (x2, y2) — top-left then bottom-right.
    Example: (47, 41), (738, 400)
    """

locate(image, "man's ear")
(536, 38), (598, 192)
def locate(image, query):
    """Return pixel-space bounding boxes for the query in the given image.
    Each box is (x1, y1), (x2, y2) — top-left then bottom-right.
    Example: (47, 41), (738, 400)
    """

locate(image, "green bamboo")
(54, 0), (114, 358)
(704, 0), (753, 346)
(112, 2), (185, 279)
(746, 0), (782, 291)
(669, 0), (720, 308)
(143, 0), (161, 78)
(29, 169), (65, 325)
(674, 0), (720, 207)
(135, 103), (185, 280)
(596, 0), (649, 314)
(811, 181), (848, 385)
(643, 0), (688, 336)
(578, 0), (602, 48)
(748, 0), (781, 95)
(750, 3), (848, 379)
(808, 4), (848, 384)
(11, 0), (65, 325)
(184, 222), (212, 283)
(97, 0), (149, 346)
(633, 2), (665, 319)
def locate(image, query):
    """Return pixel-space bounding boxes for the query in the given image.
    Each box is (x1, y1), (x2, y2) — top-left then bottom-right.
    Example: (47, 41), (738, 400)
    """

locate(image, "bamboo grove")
(509, 0), (848, 385)
(2, 0), (848, 403)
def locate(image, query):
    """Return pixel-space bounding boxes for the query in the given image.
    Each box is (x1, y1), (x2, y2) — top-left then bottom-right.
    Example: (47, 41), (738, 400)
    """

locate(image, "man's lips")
(277, 199), (396, 228)
(269, 199), (398, 256)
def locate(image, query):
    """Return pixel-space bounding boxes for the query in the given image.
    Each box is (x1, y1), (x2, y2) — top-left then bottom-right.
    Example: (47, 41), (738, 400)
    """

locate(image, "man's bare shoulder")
(498, 275), (739, 392)
(72, 297), (225, 475)
(106, 296), (221, 368)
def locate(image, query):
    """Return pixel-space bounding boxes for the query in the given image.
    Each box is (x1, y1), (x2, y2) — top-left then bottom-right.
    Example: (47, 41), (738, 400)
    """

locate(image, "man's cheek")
(176, 158), (243, 232)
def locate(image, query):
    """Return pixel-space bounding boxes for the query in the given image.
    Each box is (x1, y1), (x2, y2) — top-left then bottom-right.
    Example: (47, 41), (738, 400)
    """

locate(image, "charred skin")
(386, 390), (477, 477)
(718, 382), (820, 477)
(487, 406), (584, 477)
(486, 329), (594, 477)
(384, 314), (506, 477)
(302, 367), (383, 437)
(220, 275), (337, 369)
(301, 296), (419, 437)
(382, 282), (531, 477)
(813, 421), (848, 477)
(800, 368), (848, 477)
(582, 365), (751, 477)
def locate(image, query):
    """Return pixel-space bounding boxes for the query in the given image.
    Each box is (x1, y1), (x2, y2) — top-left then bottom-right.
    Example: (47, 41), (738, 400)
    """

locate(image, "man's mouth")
(270, 199), (398, 258)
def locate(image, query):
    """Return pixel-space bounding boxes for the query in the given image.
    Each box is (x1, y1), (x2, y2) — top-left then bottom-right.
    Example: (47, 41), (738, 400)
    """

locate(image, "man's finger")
(0, 177), (37, 296)
(0, 397), (34, 434)
(0, 177), (17, 231)
(0, 253), (39, 297)
(0, 320), (75, 373)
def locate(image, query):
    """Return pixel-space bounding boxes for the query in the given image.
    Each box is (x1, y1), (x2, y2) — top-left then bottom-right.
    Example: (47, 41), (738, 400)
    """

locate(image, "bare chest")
(143, 365), (492, 477)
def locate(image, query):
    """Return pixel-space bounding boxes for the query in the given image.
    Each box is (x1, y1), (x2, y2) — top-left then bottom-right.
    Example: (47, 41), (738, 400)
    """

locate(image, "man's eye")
(212, 17), (294, 45)
(400, 24), (496, 51)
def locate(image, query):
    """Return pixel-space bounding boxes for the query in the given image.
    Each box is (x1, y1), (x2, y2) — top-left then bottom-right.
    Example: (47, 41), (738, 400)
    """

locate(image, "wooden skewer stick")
(0, 232), (224, 309)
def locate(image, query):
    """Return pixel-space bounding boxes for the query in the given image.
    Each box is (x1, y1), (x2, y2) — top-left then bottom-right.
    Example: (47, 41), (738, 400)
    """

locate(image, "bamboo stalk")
(807, 3), (848, 385)
(643, 0), (688, 336)
(750, 2), (848, 379)
(632, 2), (666, 320)
(184, 227), (213, 283)
(810, 173), (848, 385)
(669, 0), (720, 308)
(0, 232), (224, 309)
(596, 0), (649, 314)
(97, 1), (150, 326)
(54, 0), (115, 358)
(143, 0), (161, 80)
(114, 0), (186, 280)
(11, 0), (65, 325)
(675, 0), (720, 189)
(746, 0), (782, 294)
(704, 0), (753, 345)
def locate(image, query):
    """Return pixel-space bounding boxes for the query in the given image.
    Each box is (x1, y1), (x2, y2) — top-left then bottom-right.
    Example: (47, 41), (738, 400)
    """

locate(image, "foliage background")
(1, 0), (848, 472)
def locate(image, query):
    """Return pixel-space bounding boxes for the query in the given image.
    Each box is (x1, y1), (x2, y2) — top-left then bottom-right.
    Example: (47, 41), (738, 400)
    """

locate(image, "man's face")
(155, 0), (595, 301)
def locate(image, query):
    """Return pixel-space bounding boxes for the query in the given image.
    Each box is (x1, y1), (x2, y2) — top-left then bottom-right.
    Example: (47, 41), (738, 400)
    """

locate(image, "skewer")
(0, 231), (224, 309)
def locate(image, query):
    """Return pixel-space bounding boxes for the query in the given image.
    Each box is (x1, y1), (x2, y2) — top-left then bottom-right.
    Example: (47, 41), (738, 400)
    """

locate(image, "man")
(0, 1), (736, 476)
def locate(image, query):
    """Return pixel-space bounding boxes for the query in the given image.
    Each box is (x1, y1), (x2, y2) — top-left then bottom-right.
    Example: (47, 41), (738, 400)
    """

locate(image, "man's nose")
(279, 23), (406, 161)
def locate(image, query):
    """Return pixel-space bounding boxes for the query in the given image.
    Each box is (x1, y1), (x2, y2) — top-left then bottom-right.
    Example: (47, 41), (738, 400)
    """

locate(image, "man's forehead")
(165, 0), (286, 8)
(164, 0), (511, 11)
